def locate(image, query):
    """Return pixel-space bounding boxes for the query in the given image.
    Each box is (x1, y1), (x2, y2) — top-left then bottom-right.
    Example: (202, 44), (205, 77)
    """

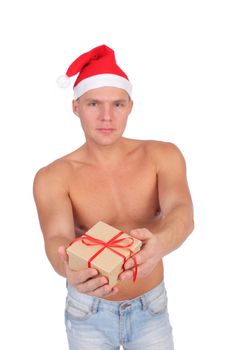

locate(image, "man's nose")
(100, 105), (113, 121)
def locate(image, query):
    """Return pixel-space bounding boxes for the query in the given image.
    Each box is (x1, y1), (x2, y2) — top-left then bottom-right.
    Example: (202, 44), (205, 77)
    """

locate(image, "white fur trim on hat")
(56, 74), (70, 88)
(73, 74), (132, 99)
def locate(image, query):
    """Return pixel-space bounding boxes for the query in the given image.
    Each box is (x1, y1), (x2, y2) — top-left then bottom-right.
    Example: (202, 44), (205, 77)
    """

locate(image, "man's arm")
(33, 165), (76, 277)
(33, 164), (119, 297)
(120, 143), (194, 280)
(148, 142), (194, 255)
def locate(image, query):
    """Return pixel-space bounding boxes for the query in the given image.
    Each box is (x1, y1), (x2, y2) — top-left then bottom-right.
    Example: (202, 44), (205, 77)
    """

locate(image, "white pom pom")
(56, 75), (70, 88)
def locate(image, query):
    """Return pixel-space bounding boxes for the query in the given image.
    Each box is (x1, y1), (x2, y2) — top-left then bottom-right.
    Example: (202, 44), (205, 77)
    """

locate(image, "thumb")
(129, 228), (153, 241)
(58, 245), (69, 263)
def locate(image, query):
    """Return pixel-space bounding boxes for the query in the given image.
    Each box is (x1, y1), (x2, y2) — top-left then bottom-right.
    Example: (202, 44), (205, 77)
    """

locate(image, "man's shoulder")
(139, 139), (182, 155)
(33, 156), (76, 206)
(33, 152), (79, 194)
(34, 147), (85, 180)
(139, 140), (186, 170)
(34, 158), (71, 180)
(126, 138), (183, 158)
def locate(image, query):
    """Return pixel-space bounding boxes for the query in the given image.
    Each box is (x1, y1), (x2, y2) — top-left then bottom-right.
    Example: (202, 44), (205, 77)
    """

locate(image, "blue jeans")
(65, 280), (174, 349)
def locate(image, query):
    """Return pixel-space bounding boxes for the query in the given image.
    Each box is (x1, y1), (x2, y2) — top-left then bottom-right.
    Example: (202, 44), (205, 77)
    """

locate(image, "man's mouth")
(96, 128), (115, 133)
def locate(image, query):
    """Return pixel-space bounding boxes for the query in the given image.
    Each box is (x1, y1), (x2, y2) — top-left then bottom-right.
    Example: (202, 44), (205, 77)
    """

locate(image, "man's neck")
(82, 137), (132, 168)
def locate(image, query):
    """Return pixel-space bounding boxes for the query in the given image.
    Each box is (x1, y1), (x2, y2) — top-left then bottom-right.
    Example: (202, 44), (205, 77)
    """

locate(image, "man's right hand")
(58, 246), (119, 298)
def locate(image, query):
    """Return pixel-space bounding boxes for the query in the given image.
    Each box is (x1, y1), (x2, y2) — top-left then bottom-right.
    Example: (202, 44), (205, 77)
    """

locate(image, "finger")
(129, 228), (153, 241)
(77, 275), (108, 293)
(135, 260), (154, 278)
(89, 284), (119, 298)
(124, 248), (148, 270)
(58, 246), (69, 263)
(124, 236), (156, 270)
(106, 286), (119, 296)
(72, 268), (98, 285)
(120, 259), (153, 280)
(119, 269), (134, 281)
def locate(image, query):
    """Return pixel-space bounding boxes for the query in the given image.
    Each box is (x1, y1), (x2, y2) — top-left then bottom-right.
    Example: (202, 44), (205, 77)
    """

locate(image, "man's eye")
(88, 102), (97, 106)
(115, 103), (124, 108)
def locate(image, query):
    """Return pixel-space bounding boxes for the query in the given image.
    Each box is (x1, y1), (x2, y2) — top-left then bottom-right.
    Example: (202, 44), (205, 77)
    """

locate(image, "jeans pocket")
(65, 295), (95, 321)
(147, 289), (168, 316)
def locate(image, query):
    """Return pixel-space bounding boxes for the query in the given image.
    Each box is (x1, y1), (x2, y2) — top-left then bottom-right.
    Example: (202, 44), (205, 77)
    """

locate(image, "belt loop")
(92, 297), (100, 313)
(140, 295), (147, 310)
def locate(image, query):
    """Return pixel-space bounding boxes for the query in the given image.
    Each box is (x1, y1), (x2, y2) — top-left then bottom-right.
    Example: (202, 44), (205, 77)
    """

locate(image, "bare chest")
(69, 161), (159, 232)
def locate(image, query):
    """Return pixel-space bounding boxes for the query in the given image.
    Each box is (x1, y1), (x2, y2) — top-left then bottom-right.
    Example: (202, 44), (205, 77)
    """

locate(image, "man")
(33, 45), (194, 349)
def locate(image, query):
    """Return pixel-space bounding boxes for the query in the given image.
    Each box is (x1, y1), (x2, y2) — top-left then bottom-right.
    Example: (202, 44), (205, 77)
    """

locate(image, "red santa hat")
(57, 45), (132, 99)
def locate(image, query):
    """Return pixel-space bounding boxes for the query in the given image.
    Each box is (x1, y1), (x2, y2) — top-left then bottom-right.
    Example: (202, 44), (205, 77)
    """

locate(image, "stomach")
(104, 260), (164, 301)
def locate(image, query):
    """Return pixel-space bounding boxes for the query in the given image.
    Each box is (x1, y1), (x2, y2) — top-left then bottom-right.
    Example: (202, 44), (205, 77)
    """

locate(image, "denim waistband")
(67, 280), (165, 314)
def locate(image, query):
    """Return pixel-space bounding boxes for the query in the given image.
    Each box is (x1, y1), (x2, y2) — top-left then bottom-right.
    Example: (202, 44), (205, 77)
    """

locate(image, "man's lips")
(96, 128), (115, 132)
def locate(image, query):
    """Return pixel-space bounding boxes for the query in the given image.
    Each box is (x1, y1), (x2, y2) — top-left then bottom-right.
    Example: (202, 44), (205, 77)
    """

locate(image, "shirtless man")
(33, 45), (194, 349)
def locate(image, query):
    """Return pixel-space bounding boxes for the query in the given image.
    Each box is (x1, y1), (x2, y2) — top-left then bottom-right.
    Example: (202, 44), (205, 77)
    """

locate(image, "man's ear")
(72, 99), (79, 117)
(129, 99), (134, 114)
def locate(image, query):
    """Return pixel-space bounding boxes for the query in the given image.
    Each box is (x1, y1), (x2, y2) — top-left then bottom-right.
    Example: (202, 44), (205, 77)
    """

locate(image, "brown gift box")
(66, 221), (142, 287)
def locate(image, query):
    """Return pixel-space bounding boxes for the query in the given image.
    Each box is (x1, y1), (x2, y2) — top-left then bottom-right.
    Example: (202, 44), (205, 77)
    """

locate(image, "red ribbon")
(68, 231), (138, 282)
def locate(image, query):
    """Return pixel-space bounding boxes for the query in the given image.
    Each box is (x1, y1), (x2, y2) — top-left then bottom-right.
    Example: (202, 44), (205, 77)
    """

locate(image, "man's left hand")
(119, 228), (163, 281)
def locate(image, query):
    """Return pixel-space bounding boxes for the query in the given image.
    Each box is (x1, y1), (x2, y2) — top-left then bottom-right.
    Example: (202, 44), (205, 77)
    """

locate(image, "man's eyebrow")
(113, 98), (128, 103)
(83, 98), (128, 103)
(80, 98), (104, 106)
(84, 98), (98, 101)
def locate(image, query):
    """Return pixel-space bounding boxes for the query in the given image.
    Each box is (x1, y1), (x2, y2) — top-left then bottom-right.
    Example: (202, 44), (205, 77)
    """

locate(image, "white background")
(0, 1), (232, 349)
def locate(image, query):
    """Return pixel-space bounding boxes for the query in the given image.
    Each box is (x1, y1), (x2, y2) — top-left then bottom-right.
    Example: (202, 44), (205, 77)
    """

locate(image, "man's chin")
(94, 135), (122, 147)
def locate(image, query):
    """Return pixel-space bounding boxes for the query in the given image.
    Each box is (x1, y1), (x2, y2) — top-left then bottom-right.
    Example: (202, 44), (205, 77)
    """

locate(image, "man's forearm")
(146, 204), (194, 258)
(44, 236), (71, 277)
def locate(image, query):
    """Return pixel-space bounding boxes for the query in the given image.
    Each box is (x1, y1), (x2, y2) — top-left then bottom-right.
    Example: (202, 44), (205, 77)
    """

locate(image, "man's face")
(72, 87), (133, 146)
